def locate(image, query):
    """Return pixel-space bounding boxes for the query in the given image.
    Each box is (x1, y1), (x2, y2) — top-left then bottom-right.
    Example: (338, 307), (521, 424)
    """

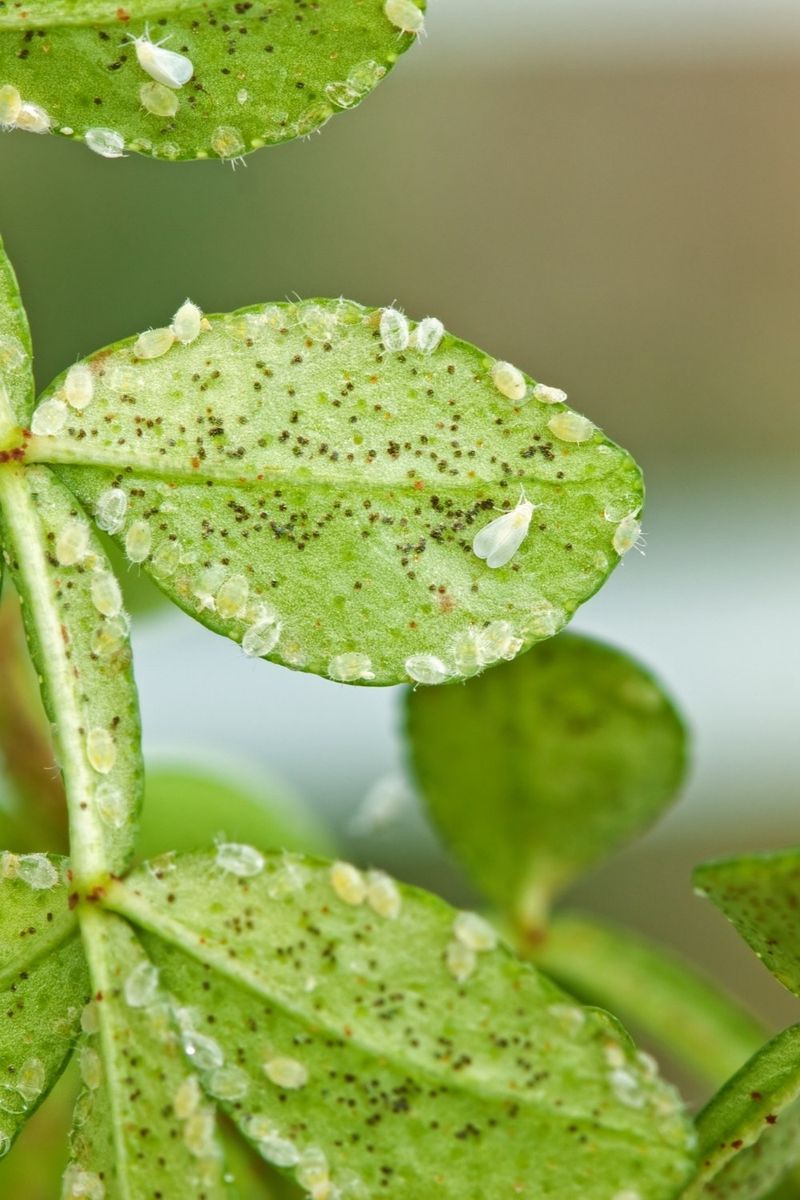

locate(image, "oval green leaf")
(26, 299), (643, 687)
(682, 1025), (800, 1200)
(106, 848), (695, 1200)
(694, 849), (800, 999)
(407, 632), (687, 929)
(0, 0), (422, 162)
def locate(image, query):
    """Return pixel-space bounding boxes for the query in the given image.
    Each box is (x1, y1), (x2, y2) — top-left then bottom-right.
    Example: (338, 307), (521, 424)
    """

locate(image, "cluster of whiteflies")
(0, 84), (50, 135)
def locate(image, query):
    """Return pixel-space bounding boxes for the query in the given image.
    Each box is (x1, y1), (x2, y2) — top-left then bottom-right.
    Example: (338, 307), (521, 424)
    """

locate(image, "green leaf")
(681, 1025), (800, 1200)
(694, 850), (800, 1000)
(66, 907), (233, 1199)
(138, 761), (333, 862)
(406, 632), (687, 929)
(0, 464), (142, 879)
(105, 848), (695, 1199)
(26, 299), (642, 687)
(0, 852), (88, 1160)
(531, 912), (766, 1089)
(0, 234), (33, 437)
(0, 0), (423, 162)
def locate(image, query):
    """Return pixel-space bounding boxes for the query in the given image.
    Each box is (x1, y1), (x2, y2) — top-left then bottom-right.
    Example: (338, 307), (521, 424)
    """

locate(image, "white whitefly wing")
(134, 36), (194, 89)
(472, 500), (534, 569)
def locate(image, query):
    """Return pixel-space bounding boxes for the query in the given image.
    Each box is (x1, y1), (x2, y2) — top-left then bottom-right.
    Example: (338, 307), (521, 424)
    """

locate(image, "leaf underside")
(406, 631), (686, 921)
(27, 299), (643, 687)
(0, 235), (33, 431)
(0, 0), (421, 161)
(0, 856), (88, 1161)
(695, 850), (800, 1000)
(99, 848), (694, 1200)
(682, 1025), (800, 1199)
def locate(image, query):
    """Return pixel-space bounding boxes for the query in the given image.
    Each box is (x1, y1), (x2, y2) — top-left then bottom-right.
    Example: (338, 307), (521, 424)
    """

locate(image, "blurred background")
(1, 0), (800, 1167)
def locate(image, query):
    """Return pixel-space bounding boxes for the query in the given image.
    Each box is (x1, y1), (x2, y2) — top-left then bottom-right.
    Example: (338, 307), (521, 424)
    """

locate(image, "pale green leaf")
(0, 465), (142, 878)
(26, 299), (642, 687)
(138, 761), (333, 861)
(682, 1025), (800, 1200)
(531, 911), (766, 1088)
(106, 849), (695, 1200)
(406, 632), (687, 928)
(0, 852), (88, 1161)
(66, 907), (232, 1199)
(0, 0), (422, 162)
(0, 234), (33, 436)
(694, 850), (800, 999)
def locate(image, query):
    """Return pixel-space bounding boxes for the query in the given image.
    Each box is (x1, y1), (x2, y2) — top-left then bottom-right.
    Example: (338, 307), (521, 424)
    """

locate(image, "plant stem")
(0, 466), (108, 884)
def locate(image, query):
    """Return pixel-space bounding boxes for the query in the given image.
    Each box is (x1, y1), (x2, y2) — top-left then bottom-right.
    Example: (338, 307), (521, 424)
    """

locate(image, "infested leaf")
(0, 0), (423, 162)
(406, 632), (687, 929)
(0, 465), (142, 876)
(65, 908), (232, 1199)
(25, 299), (643, 687)
(694, 850), (800, 1000)
(682, 1025), (800, 1200)
(104, 848), (696, 1200)
(0, 235), (32, 434)
(0, 852), (88, 1161)
(531, 911), (765, 1088)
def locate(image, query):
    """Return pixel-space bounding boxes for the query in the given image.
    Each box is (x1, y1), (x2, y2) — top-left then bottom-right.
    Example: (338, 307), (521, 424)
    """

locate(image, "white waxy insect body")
(30, 398), (67, 436)
(241, 615), (281, 658)
(95, 782), (127, 829)
(263, 1057), (308, 1090)
(133, 326), (175, 359)
(0, 85), (22, 129)
(366, 869), (402, 919)
(328, 652), (374, 682)
(64, 363), (94, 410)
(491, 360), (527, 402)
(548, 411), (595, 443)
(124, 960), (160, 1008)
(216, 573), (250, 619)
(613, 513), (644, 555)
(90, 571), (123, 618)
(125, 519), (152, 563)
(532, 382), (567, 405)
(55, 519), (91, 567)
(131, 28), (194, 89)
(85, 127), (126, 158)
(405, 654), (449, 685)
(453, 911), (498, 953)
(15, 102), (50, 134)
(384, 0), (425, 35)
(330, 860), (367, 906)
(171, 299), (203, 344)
(86, 727), (116, 775)
(215, 841), (264, 877)
(445, 938), (477, 983)
(95, 487), (128, 534)
(412, 316), (444, 354)
(140, 81), (180, 118)
(379, 306), (410, 352)
(472, 496), (535, 569)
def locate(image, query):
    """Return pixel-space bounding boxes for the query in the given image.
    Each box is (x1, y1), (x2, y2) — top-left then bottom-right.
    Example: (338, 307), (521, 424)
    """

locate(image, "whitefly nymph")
(129, 25), (194, 90)
(472, 491), (538, 569)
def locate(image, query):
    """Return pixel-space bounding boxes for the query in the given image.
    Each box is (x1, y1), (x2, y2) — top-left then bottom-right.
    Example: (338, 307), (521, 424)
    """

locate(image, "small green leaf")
(682, 1025), (800, 1200)
(68, 907), (232, 1198)
(0, 234), (33, 435)
(694, 850), (800, 999)
(406, 632), (687, 929)
(531, 911), (766, 1088)
(138, 761), (333, 861)
(0, 852), (88, 1160)
(0, 465), (142, 878)
(106, 849), (695, 1200)
(27, 299), (642, 687)
(0, 0), (422, 162)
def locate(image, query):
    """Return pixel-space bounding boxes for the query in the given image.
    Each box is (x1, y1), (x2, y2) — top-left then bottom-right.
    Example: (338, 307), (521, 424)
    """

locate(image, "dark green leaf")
(27, 299), (642, 687)
(0, 0), (422, 162)
(406, 632), (687, 928)
(694, 850), (800, 1000)
(682, 1025), (800, 1199)
(0, 852), (87, 1160)
(106, 849), (695, 1200)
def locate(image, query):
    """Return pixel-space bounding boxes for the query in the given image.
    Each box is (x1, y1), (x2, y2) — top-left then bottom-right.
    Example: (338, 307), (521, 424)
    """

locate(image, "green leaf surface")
(682, 1025), (800, 1200)
(138, 761), (333, 861)
(0, 852), (88, 1162)
(531, 912), (766, 1089)
(67, 906), (233, 1199)
(406, 632), (687, 927)
(0, 465), (142, 879)
(0, 235), (33, 437)
(26, 299), (642, 687)
(694, 850), (800, 1000)
(106, 848), (695, 1199)
(0, 0), (422, 162)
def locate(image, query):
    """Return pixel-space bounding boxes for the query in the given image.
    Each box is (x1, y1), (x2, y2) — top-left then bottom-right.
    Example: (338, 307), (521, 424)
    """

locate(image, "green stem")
(0, 466), (108, 883)
(528, 910), (767, 1089)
